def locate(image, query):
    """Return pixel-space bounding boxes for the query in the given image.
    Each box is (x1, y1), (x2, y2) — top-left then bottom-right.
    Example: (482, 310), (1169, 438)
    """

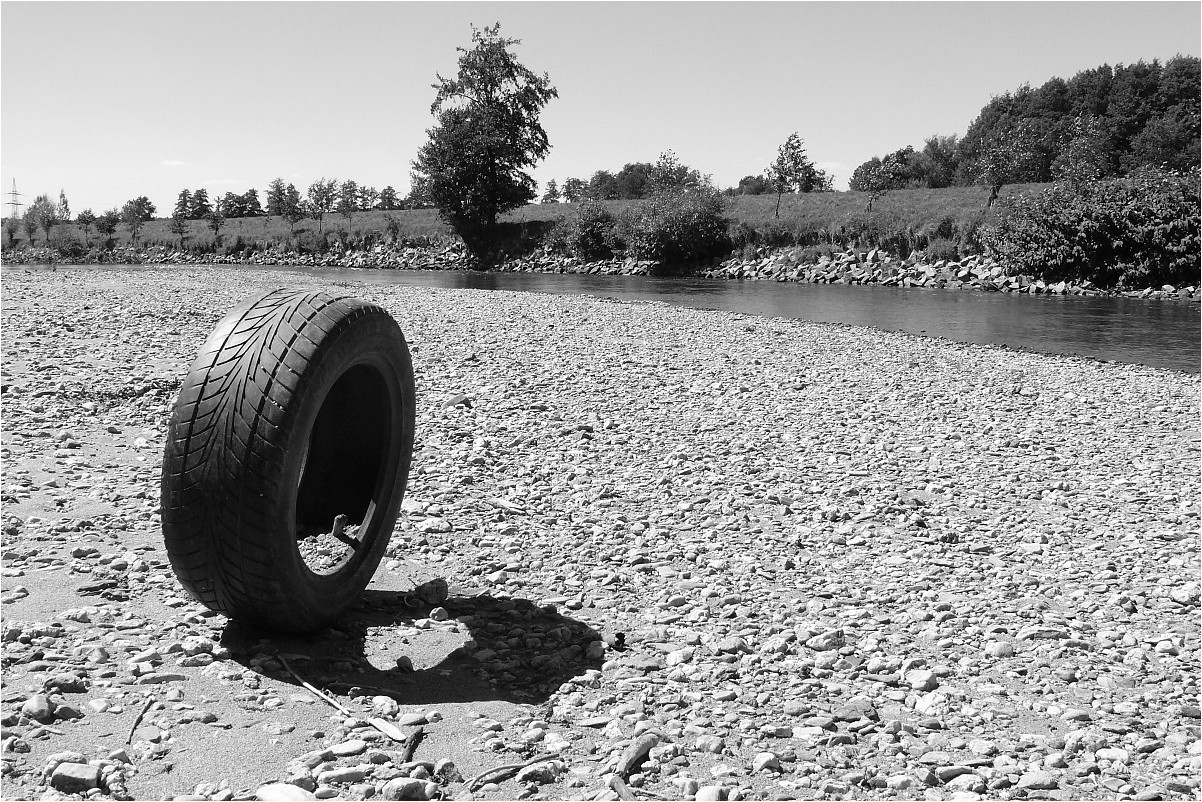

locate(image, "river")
(25, 264), (1202, 373)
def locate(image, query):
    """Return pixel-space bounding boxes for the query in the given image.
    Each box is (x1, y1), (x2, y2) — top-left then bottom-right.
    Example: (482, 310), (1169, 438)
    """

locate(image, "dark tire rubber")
(161, 289), (415, 633)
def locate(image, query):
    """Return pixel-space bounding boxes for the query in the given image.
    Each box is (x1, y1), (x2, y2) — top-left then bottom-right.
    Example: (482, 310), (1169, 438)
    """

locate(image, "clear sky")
(2, 1), (1198, 215)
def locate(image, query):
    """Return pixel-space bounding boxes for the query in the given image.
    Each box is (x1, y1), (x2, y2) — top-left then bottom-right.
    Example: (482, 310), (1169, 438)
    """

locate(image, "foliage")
(306, 178), (338, 234)
(963, 119), (1043, 207)
(337, 180), (359, 225)
(611, 182), (731, 273)
(173, 189), (191, 220)
(265, 178), (288, 217)
(26, 194), (62, 243)
(94, 209), (120, 247)
(58, 190), (70, 221)
(982, 167), (1200, 288)
(561, 177), (586, 202)
(48, 227), (85, 259)
(169, 213), (190, 247)
(411, 22), (557, 263)
(561, 199), (617, 260)
(282, 184), (306, 233)
(218, 189), (264, 218)
(190, 188), (212, 220)
(732, 175), (772, 195)
(541, 179), (561, 203)
(207, 207), (225, 240)
(379, 186), (400, 211)
(123, 196), (156, 222)
(850, 150), (909, 211)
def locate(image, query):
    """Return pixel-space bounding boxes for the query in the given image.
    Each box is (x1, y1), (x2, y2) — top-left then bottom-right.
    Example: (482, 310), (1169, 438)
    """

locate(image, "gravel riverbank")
(1, 266), (1198, 801)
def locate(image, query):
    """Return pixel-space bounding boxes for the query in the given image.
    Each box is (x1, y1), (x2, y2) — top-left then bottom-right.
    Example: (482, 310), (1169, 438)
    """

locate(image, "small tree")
(58, 189), (70, 221)
(378, 186), (400, 210)
(265, 178), (288, 216)
(241, 188), (264, 217)
(336, 180), (359, 227)
(541, 179), (561, 203)
(307, 178), (338, 235)
(190, 188), (211, 220)
(411, 22), (558, 262)
(173, 189), (192, 220)
(169, 212), (190, 248)
(207, 207), (225, 246)
(94, 209), (120, 247)
(21, 211), (38, 245)
(121, 203), (145, 244)
(282, 183), (306, 233)
(968, 121), (1041, 208)
(855, 154), (907, 212)
(27, 194), (61, 243)
(765, 133), (830, 218)
(357, 185), (380, 211)
(562, 177), (586, 202)
(75, 209), (96, 247)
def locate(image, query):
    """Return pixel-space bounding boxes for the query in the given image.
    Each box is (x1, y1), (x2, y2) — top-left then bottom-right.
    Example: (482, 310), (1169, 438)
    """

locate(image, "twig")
(466, 752), (557, 791)
(126, 696), (156, 745)
(400, 727), (425, 762)
(278, 655), (353, 716)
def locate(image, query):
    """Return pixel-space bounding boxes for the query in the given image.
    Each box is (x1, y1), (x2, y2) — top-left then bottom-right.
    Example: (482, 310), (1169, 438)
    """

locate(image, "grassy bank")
(5, 183), (1043, 256)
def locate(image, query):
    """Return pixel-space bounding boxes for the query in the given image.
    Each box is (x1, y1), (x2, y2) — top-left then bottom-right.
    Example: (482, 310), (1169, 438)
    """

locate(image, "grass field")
(6, 183), (1050, 255)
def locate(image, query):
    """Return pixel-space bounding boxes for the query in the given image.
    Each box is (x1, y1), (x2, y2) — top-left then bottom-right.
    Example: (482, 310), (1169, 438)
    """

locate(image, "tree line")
(848, 56), (1200, 204)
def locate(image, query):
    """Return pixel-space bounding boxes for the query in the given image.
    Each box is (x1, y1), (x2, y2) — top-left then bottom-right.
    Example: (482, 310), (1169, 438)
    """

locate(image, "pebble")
(1, 266), (1197, 802)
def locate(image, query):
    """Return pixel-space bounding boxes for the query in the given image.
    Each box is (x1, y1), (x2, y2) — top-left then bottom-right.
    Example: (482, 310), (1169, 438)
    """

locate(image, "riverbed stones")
(0, 266), (1197, 801)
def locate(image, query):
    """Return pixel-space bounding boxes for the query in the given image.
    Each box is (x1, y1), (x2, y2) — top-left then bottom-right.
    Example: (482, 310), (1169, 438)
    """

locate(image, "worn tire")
(161, 289), (415, 633)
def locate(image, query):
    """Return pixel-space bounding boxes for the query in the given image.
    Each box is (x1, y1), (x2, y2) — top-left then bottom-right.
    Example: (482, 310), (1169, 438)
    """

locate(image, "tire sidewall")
(266, 304), (415, 631)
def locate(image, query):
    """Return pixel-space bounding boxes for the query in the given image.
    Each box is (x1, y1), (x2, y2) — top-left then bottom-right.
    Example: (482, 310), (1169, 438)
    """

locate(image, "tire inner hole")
(295, 364), (388, 569)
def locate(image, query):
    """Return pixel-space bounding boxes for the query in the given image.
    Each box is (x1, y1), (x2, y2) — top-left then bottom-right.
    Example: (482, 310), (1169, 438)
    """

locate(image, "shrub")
(729, 221), (758, 250)
(383, 214), (403, 244)
(924, 238), (959, 262)
(612, 185), (731, 273)
(562, 200), (617, 260)
(982, 167), (1200, 288)
(48, 228), (87, 260)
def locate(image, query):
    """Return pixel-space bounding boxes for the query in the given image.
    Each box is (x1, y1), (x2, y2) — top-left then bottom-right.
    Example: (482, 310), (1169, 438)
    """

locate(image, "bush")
(729, 221), (758, 250)
(48, 228), (86, 260)
(982, 167), (1200, 288)
(562, 200), (618, 260)
(612, 185), (731, 273)
(924, 238), (959, 262)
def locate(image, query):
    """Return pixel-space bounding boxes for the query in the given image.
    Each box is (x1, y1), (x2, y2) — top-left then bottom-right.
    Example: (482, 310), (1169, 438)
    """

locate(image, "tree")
(121, 199), (150, 243)
(648, 150), (702, 193)
(21, 212), (37, 245)
(173, 189), (192, 220)
(265, 178), (288, 217)
(852, 153), (907, 212)
(240, 189), (264, 217)
(967, 120), (1042, 207)
(207, 207), (225, 245)
(562, 177), (586, 202)
(336, 180), (359, 226)
(122, 196), (156, 222)
(282, 183), (306, 233)
(1051, 115), (1111, 183)
(169, 212), (190, 248)
(307, 178), (338, 234)
(541, 179), (561, 203)
(94, 209), (120, 247)
(2, 217), (18, 248)
(765, 133), (830, 218)
(357, 185), (380, 211)
(613, 162), (654, 199)
(190, 189), (212, 220)
(76, 209), (96, 247)
(410, 22), (558, 262)
(27, 194), (61, 243)
(736, 174), (772, 195)
(586, 170), (618, 200)
(58, 189), (70, 221)
(378, 186), (400, 210)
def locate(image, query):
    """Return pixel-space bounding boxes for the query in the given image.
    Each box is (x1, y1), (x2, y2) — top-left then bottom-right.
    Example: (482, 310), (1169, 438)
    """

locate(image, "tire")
(161, 289), (416, 633)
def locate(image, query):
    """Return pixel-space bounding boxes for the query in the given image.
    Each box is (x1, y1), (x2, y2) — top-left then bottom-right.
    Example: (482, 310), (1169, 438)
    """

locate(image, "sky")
(2, 1), (1199, 216)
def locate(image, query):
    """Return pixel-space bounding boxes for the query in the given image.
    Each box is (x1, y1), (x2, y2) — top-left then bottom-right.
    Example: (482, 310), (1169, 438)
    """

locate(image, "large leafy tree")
(265, 178), (288, 217)
(411, 23), (558, 262)
(378, 186), (400, 210)
(282, 183), (306, 233)
(121, 197), (155, 243)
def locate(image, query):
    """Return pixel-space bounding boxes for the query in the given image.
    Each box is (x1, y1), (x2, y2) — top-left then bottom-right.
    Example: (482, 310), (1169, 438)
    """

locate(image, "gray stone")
(255, 783), (318, 801)
(50, 762), (101, 793)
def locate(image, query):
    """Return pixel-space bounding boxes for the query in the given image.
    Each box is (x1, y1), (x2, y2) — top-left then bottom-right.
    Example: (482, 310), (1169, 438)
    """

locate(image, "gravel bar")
(1, 265), (1198, 801)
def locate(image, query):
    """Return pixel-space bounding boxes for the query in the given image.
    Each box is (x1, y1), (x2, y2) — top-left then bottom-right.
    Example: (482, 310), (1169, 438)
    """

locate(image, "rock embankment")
(1, 266), (1199, 801)
(3, 242), (1198, 301)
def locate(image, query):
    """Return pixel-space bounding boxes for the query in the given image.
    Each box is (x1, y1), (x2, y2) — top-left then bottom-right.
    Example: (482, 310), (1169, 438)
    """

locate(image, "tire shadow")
(218, 587), (606, 707)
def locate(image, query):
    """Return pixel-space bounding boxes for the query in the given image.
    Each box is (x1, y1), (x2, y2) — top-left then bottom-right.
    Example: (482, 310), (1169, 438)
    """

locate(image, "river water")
(275, 266), (1200, 374)
(27, 264), (1202, 373)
